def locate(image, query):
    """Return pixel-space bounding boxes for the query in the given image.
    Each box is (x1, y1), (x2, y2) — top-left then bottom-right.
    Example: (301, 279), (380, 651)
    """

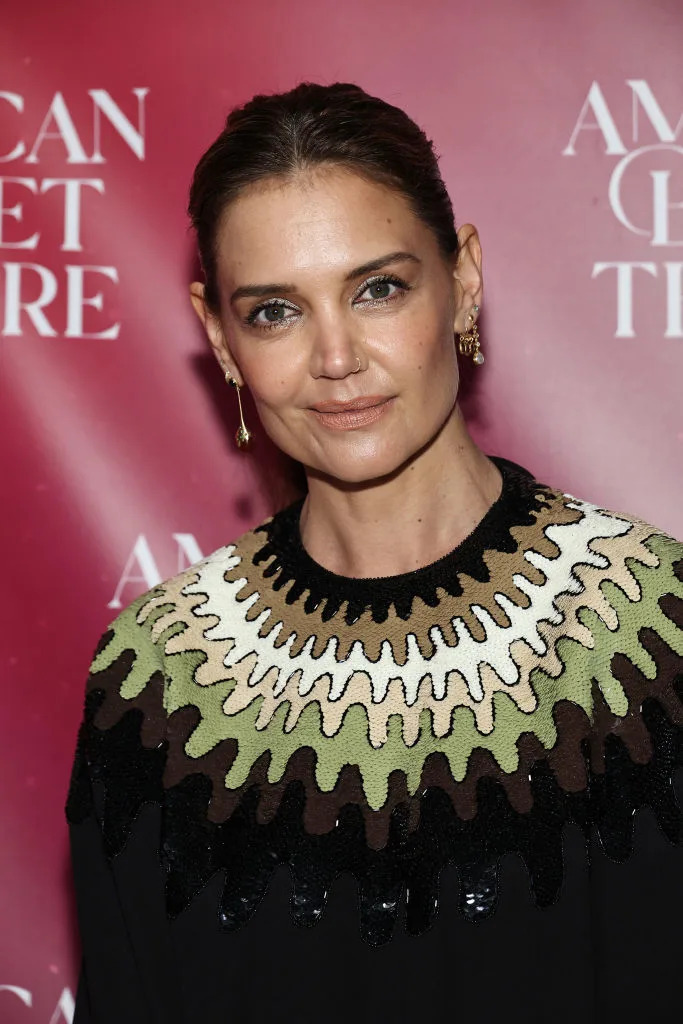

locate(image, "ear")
(189, 282), (244, 386)
(451, 224), (483, 333)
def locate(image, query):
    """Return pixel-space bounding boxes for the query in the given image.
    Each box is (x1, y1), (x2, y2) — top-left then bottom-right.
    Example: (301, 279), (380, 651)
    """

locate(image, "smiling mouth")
(308, 395), (394, 430)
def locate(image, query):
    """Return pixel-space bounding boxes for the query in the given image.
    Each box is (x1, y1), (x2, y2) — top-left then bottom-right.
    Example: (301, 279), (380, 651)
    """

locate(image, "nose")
(309, 310), (363, 380)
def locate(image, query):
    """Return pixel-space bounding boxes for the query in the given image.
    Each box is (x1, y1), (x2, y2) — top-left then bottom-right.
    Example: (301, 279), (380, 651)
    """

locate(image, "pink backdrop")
(3, 0), (682, 1018)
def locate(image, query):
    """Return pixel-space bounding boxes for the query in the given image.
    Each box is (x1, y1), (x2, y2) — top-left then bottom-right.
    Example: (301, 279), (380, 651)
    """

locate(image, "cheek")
(379, 305), (454, 377)
(393, 310), (459, 418)
(238, 347), (301, 411)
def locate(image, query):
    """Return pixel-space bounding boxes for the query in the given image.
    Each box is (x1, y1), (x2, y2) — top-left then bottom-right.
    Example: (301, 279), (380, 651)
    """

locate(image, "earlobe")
(189, 282), (222, 350)
(451, 224), (484, 331)
(188, 282), (244, 387)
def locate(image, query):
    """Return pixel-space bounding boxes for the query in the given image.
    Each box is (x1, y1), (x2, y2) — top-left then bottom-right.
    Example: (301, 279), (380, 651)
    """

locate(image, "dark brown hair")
(188, 81), (459, 312)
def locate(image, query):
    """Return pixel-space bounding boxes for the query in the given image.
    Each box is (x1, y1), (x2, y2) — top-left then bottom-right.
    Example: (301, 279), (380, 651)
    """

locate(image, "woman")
(66, 82), (683, 1023)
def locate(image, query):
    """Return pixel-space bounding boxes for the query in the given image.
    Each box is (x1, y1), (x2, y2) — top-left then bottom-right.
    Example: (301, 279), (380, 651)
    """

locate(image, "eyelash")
(242, 273), (410, 333)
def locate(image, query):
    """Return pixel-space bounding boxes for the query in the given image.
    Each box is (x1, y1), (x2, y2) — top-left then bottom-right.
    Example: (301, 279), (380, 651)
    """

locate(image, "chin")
(314, 441), (420, 487)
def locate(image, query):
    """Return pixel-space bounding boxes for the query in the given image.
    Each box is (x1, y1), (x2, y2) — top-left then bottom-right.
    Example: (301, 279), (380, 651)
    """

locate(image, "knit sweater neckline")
(254, 454), (547, 624)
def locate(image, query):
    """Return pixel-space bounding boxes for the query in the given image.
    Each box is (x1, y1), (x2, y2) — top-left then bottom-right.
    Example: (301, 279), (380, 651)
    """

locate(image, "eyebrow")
(228, 250), (421, 304)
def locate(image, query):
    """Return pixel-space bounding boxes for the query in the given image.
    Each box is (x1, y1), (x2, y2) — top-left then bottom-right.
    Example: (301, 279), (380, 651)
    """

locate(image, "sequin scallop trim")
(65, 485), (683, 945)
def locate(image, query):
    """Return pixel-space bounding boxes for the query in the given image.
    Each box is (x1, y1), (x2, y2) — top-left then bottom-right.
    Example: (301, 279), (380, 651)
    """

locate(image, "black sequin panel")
(66, 688), (167, 857)
(65, 681), (683, 947)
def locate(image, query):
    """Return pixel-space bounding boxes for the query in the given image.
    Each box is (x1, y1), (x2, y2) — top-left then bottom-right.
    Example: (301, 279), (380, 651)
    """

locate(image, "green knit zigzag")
(90, 534), (683, 811)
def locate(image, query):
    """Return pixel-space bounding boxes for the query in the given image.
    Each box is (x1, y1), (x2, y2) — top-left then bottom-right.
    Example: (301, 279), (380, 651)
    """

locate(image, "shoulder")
(89, 512), (280, 673)
(75, 514), (283, 752)
(495, 455), (682, 591)
(542, 476), (682, 574)
(524, 475), (683, 659)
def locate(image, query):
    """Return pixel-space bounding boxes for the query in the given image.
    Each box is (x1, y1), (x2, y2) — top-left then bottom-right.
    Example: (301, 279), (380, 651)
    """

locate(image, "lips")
(308, 395), (395, 431)
(310, 395), (390, 413)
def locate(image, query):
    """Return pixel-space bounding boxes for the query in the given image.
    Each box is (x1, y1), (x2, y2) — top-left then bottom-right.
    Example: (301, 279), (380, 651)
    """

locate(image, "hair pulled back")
(188, 81), (459, 311)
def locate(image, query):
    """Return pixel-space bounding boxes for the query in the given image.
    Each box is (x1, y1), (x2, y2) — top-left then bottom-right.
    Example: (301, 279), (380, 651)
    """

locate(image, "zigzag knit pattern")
(66, 456), (683, 946)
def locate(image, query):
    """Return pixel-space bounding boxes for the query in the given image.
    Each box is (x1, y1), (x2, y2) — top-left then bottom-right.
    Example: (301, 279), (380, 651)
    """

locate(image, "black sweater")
(65, 455), (683, 1022)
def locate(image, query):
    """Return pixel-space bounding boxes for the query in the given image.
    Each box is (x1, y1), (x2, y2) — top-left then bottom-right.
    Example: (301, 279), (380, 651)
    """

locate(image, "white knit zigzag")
(179, 498), (634, 707)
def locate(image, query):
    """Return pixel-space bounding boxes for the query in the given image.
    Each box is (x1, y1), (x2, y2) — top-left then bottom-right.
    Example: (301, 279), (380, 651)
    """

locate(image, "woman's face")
(191, 165), (482, 485)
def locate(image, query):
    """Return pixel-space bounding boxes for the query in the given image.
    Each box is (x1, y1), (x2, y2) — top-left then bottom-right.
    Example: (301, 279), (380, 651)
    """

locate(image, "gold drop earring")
(457, 303), (484, 365)
(224, 369), (252, 448)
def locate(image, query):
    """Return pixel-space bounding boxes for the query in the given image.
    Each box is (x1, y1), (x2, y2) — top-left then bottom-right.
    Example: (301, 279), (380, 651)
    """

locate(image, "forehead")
(215, 166), (434, 280)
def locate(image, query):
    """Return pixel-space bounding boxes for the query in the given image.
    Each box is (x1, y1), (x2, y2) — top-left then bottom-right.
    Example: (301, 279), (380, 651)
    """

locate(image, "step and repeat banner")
(2, 0), (681, 1019)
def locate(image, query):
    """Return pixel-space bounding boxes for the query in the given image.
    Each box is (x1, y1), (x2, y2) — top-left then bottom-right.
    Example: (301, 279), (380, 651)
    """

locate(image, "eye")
(354, 274), (409, 306)
(243, 299), (299, 331)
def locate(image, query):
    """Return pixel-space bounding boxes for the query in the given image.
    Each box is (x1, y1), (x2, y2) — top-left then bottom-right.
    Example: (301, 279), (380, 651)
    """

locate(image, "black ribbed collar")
(252, 455), (551, 625)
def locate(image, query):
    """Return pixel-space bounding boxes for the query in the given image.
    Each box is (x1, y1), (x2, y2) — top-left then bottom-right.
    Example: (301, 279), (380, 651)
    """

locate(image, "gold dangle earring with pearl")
(457, 303), (484, 365)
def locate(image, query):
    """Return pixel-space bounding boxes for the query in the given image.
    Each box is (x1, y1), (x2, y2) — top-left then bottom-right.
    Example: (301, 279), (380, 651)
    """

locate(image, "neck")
(299, 403), (503, 578)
